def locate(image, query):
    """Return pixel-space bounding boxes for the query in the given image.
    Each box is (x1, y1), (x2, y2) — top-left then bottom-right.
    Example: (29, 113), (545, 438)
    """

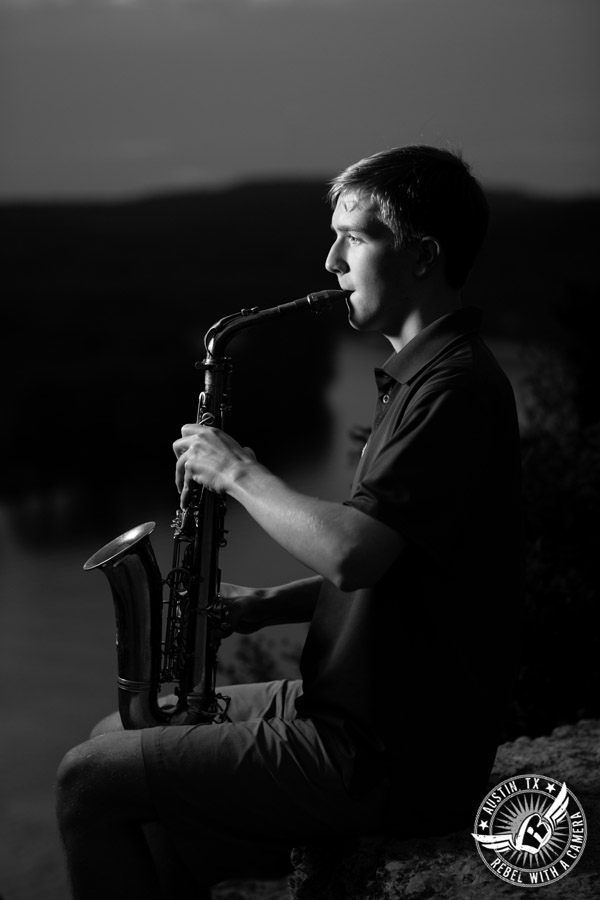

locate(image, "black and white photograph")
(1, 1), (599, 898)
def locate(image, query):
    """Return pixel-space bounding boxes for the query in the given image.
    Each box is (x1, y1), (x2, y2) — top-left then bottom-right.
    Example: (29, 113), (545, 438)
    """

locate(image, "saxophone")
(84, 289), (348, 729)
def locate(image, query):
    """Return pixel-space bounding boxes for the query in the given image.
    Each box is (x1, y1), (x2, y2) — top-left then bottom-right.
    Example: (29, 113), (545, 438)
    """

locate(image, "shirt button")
(382, 394), (390, 404)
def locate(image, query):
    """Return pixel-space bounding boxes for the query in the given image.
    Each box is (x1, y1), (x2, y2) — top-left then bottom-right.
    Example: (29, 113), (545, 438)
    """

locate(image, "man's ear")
(414, 236), (440, 277)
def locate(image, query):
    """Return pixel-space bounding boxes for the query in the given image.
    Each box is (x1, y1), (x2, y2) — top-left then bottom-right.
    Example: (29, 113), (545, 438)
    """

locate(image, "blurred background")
(1, 1), (599, 897)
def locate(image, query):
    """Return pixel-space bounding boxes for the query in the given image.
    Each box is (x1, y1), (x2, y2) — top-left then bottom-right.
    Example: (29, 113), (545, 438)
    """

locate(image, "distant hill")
(3, 182), (598, 343)
(2, 183), (599, 514)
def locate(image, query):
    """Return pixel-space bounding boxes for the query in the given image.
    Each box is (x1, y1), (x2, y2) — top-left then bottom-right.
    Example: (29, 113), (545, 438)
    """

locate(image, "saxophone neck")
(203, 289), (349, 360)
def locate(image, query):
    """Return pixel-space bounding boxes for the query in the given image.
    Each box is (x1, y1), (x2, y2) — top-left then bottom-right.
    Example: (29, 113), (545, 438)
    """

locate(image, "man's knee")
(57, 741), (101, 831)
(90, 710), (124, 738)
(57, 731), (152, 833)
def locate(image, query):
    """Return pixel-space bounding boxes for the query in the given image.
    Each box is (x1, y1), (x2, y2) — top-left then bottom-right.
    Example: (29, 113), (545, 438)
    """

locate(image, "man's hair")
(328, 145), (490, 289)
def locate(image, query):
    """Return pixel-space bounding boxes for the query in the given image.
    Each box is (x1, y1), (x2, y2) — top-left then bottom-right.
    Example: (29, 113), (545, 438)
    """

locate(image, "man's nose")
(325, 242), (348, 275)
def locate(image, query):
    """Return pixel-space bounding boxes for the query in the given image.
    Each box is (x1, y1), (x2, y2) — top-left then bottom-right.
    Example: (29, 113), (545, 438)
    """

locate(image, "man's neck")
(385, 290), (462, 353)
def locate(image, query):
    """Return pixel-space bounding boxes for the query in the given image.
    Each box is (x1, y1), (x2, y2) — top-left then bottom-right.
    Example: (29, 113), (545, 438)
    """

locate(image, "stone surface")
(287, 719), (600, 900)
(213, 881), (291, 900)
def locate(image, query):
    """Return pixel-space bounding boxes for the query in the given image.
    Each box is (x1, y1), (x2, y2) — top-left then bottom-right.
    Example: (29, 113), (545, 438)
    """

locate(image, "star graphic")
(478, 820), (489, 830)
(546, 783), (556, 793)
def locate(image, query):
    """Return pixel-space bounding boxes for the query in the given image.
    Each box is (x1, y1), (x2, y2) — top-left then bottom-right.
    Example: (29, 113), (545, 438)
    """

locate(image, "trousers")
(140, 678), (390, 885)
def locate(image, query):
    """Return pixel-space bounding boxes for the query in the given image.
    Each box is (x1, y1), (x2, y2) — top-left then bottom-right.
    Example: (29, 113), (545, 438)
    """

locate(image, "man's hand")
(219, 583), (268, 635)
(173, 424), (256, 508)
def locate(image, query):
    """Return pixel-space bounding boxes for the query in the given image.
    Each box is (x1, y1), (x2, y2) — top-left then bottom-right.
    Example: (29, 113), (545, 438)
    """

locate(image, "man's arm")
(174, 425), (405, 592)
(221, 576), (323, 633)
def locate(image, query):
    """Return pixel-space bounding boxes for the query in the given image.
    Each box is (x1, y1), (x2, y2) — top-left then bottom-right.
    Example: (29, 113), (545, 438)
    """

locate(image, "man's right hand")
(219, 583), (268, 634)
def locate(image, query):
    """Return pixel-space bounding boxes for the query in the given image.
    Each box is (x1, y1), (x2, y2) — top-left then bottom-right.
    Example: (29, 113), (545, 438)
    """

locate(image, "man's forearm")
(253, 576), (322, 626)
(221, 576), (322, 632)
(227, 461), (358, 588)
(174, 425), (404, 590)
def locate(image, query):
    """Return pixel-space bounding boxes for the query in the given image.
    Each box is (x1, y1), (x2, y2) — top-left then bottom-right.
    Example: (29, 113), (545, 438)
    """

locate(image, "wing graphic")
(471, 831), (515, 851)
(545, 782), (569, 825)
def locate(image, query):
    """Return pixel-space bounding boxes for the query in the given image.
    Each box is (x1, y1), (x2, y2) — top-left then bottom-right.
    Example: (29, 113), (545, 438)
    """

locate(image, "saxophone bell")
(84, 522), (168, 728)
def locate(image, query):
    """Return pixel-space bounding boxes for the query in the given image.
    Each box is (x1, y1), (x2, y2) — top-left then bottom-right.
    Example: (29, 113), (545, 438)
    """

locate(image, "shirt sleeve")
(344, 383), (492, 560)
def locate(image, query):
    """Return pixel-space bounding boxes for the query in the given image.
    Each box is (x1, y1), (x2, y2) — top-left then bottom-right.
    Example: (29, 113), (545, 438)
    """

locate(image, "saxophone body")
(84, 289), (348, 729)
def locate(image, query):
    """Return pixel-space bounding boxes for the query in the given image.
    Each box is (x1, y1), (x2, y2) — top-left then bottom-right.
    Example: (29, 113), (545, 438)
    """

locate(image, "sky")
(1, 0), (599, 199)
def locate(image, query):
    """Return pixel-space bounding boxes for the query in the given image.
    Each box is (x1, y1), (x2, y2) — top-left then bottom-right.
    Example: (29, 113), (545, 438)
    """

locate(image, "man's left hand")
(173, 424), (256, 507)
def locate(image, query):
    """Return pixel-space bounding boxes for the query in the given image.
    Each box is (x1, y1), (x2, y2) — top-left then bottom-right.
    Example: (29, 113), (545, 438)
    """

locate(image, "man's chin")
(344, 291), (360, 325)
(347, 310), (369, 333)
(345, 298), (359, 330)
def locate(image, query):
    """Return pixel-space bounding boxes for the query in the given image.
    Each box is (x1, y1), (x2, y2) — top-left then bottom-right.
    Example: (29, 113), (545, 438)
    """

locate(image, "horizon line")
(1, 175), (599, 207)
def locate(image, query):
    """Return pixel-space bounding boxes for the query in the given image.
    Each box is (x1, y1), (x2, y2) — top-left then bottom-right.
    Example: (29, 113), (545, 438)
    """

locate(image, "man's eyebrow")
(329, 223), (371, 235)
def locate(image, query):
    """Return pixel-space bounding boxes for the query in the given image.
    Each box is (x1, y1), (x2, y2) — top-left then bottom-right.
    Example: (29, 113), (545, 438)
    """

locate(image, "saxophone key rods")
(83, 289), (349, 729)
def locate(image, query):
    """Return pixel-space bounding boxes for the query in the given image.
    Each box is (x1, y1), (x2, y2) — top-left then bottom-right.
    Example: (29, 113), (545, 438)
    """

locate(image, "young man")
(57, 146), (522, 898)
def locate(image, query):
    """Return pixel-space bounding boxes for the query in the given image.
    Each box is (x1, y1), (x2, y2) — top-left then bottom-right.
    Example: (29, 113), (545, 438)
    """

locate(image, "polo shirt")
(296, 306), (523, 829)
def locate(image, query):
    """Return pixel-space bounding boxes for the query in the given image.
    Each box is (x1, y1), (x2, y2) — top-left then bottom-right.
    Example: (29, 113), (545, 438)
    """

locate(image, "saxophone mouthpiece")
(304, 289), (351, 312)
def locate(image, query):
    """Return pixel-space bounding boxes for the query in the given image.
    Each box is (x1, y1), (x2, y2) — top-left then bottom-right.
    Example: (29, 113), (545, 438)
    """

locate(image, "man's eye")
(347, 234), (362, 245)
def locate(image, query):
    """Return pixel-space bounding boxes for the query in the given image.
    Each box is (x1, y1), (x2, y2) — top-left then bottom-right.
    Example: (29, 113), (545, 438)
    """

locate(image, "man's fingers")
(175, 452), (185, 494)
(172, 425), (248, 499)
(180, 483), (191, 510)
(181, 423), (202, 438)
(178, 457), (198, 509)
(175, 452), (195, 496)
(173, 437), (186, 459)
(173, 433), (201, 459)
(173, 424), (206, 458)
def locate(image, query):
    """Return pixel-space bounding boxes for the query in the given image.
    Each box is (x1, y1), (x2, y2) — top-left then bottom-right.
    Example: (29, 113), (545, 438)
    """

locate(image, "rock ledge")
(288, 719), (600, 900)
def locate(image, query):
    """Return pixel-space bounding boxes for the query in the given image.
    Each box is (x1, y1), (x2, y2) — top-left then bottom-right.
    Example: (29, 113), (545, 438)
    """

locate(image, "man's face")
(325, 192), (415, 336)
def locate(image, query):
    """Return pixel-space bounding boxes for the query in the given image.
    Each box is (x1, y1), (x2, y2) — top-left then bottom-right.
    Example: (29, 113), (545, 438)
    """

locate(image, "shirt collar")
(382, 306), (482, 385)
